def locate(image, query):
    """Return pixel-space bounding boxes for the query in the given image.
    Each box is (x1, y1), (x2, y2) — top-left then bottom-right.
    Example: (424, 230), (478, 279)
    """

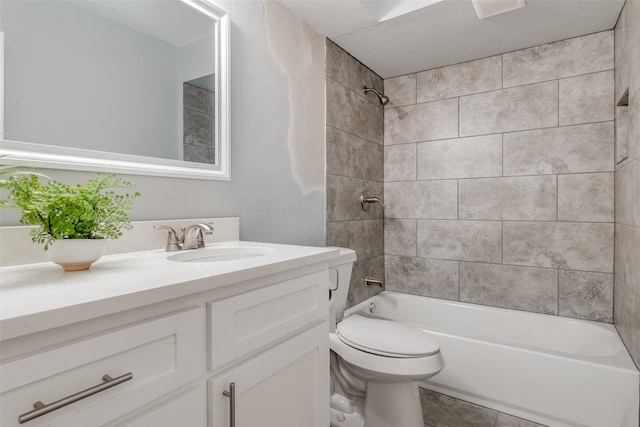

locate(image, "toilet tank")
(328, 247), (356, 324)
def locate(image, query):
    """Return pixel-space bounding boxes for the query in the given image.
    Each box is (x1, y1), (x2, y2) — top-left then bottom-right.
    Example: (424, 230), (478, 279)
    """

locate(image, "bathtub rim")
(344, 291), (638, 371)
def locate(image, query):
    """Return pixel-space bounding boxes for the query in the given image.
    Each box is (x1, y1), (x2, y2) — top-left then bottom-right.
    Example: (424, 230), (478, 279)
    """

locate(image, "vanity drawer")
(209, 270), (328, 369)
(0, 307), (204, 427)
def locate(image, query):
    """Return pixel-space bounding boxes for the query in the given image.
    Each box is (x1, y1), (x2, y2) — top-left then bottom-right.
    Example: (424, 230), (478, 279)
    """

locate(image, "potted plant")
(0, 172), (140, 271)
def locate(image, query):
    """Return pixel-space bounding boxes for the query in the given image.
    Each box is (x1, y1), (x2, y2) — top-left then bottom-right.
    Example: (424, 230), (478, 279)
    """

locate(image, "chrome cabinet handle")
(222, 382), (236, 427)
(18, 372), (133, 424)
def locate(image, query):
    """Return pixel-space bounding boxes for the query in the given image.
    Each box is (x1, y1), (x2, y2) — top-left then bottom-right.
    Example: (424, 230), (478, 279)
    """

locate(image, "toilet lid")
(337, 315), (439, 358)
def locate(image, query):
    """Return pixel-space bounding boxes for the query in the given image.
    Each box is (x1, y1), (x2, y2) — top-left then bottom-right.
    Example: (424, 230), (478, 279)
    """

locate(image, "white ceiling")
(280, 0), (625, 78)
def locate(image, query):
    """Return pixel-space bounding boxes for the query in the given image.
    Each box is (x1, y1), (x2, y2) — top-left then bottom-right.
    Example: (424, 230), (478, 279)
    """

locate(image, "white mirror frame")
(0, 0), (230, 181)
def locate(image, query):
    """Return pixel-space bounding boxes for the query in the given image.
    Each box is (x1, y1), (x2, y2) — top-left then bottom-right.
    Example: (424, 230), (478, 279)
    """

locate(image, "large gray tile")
(384, 143), (416, 182)
(503, 122), (614, 176)
(348, 219), (383, 260)
(347, 256), (384, 309)
(615, 223), (640, 296)
(417, 220), (502, 263)
(459, 81), (558, 136)
(326, 221), (349, 248)
(385, 256), (459, 300)
(384, 180), (458, 219)
(326, 126), (350, 176)
(459, 176), (556, 221)
(460, 262), (558, 314)
(559, 71), (614, 126)
(327, 174), (384, 221)
(417, 56), (502, 103)
(615, 45), (631, 108)
(384, 98), (458, 145)
(558, 173), (614, 222)
(183, 143), (214, 164)
(629, 86), (640, 162)
(327, 77), (384, 144)
(495, 412), (547, 427)
(614, 279), (640, 368)
(616, 104), (630, 164)
(417, 134), (502, 180)
(420, 388), (498, 427)
(326, 39), (349, 87)
(184, 83), (214, 115)
(384, 219), (417, 257)
(615, 5), (629, 78)
(559, 270), (613, 323)
(630, 2), (640, 98)
(384, 73), (416, 109)
(503, 31), (613, 88)
(617, 0), (640, 99)
(616, 159), (640, 227)
(349, 137), (383, 181)
(503, 222), (614, 273)
(184, 109), (214, 147)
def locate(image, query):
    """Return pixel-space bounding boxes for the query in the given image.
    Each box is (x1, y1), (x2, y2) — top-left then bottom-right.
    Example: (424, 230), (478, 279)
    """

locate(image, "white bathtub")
(345, 291), (639, 427)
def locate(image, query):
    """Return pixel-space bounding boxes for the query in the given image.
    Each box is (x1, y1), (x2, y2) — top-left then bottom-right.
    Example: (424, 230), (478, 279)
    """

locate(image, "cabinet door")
(209, 322), (329, 427)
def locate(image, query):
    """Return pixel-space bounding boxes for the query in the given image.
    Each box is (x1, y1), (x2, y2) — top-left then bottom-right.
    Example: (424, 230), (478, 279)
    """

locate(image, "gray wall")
(614, 0), (640, 370)
(325, 40), (385, 307)
(383, 31), (616, 322)
(1, 0), (327, 248)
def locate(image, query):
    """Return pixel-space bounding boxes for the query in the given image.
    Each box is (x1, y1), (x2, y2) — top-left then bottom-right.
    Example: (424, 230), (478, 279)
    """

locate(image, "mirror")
(0, 0), (229, 180)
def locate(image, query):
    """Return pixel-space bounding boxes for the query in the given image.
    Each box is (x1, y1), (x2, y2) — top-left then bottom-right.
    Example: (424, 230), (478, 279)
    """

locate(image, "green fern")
(0, 173), (140, 250)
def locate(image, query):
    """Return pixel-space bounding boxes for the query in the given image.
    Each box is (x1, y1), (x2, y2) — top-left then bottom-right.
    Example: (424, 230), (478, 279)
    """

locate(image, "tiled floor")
(420, 388), (546, 427)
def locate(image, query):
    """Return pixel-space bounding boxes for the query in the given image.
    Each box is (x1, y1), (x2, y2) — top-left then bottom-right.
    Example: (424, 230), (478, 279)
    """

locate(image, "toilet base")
(330, 406), (365, 427)
(363, 381), (424, 427)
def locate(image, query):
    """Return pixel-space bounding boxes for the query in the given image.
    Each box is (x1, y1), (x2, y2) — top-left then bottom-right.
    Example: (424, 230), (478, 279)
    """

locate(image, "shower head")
(363, 86), (389, 105)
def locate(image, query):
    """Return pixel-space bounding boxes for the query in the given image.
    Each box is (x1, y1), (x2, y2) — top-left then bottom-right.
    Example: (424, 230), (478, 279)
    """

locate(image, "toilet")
(328, 248), (444, 427)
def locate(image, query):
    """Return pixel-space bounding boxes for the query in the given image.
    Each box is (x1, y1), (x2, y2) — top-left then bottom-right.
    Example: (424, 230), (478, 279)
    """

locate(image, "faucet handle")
(153, 225), (182, 251)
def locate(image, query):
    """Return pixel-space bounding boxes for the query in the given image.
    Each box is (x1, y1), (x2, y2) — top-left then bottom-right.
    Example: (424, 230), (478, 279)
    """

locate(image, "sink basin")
(167, 246), (276, 263)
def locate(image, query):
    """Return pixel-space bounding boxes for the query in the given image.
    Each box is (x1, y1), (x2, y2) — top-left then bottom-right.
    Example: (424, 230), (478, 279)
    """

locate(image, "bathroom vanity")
(0, 241), (338, 427)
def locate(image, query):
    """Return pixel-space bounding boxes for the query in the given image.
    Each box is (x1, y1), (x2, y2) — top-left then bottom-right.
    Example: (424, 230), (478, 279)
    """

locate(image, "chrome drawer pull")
(222, 382), (236, 427)
(18, 372), (133, 424)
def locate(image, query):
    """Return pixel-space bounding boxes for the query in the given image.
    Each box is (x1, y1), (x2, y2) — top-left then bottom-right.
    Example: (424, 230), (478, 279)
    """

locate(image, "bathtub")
(345, 291), (639, 427)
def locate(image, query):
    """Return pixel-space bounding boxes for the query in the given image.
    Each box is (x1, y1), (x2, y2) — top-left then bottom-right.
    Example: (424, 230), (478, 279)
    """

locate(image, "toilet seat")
(337, 315), (439, 358)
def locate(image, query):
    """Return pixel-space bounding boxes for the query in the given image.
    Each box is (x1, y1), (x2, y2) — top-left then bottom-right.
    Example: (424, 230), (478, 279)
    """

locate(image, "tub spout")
(365, 276), (384, 289)
(360, 190), (386, 211)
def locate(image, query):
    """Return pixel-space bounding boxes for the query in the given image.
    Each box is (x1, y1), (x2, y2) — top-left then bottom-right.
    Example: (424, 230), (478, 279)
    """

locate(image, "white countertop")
(0, 241), (339, 340)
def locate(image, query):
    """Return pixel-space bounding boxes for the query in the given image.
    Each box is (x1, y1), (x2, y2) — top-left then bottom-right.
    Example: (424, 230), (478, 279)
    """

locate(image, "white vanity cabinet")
(208, 271), (329, 427)
(0, 243), (335, 427)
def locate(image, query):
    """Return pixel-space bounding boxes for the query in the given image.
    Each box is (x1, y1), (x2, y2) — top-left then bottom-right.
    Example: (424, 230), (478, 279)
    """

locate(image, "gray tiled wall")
(383, 31), (615, 323)
(183, 83), (215, 164)
(614, 0), (640, 370)
(326, 40), (385, 308)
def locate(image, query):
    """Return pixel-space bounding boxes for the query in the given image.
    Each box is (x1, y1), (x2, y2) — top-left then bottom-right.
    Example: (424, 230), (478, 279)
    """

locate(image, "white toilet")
(328, 248), (444, 427)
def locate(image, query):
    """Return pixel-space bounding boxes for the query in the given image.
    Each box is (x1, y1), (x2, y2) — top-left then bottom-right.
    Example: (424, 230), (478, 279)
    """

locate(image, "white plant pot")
(46, 239), (107, 271)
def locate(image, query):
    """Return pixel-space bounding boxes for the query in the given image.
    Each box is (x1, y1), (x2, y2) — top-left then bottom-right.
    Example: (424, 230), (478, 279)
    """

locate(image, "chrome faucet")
(181, 222), (214, 249)
(360, 190), (386, 211)
(154, 222), (214, 251)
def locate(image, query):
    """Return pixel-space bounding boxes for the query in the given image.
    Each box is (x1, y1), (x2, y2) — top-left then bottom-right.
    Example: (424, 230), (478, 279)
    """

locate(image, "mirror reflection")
(1, 0), (219, 165)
